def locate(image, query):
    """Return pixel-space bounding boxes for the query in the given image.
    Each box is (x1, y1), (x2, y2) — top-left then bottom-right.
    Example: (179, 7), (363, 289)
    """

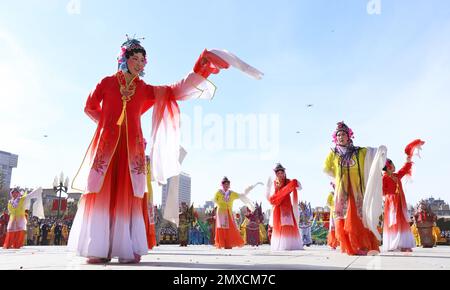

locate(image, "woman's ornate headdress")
(332, 121), (354, 144)
(117, 34), (147, 77)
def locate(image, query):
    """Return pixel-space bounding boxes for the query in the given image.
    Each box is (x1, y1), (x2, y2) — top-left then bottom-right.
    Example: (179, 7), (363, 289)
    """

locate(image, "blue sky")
(1, 0), (450, 211)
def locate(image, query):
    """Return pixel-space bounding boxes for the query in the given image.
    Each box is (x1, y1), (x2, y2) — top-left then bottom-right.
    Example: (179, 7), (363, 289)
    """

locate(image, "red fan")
(405, 139), (425, 157)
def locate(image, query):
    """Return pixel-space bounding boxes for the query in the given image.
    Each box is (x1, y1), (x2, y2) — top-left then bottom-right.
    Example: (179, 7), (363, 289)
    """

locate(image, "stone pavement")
(1, 244), (449, 270)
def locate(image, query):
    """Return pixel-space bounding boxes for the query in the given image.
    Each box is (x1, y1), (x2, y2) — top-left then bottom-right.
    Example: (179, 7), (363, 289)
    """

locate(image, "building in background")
(425, 197), (450, 216)
(161, 172), (191, 210)
(0, 150), (18, 194)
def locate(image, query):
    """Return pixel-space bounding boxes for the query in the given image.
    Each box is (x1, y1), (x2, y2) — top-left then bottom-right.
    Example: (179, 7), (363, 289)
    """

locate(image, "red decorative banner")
(52, 199), (67, 211)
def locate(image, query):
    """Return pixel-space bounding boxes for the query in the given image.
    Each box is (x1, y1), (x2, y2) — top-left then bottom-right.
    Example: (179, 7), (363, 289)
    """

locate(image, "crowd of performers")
(323, 122), (429, 254)
(2, 36), (445, 263)
(0, 213), (72, 247)
(2, 185), (445, 251)
(154, 120), (434, 255)
(0, 187), (73, 248)
(1, 116), (442, 261)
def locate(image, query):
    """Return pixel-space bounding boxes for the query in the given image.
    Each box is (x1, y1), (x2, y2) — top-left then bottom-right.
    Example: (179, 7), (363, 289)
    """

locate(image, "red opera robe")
(68, 70), (215, 260)
(382, 162), (415, 251)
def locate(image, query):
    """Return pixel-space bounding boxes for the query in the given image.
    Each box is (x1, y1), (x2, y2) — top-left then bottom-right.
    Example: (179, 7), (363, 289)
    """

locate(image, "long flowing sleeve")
(236, 183), (262, 212)
(364, 147), (378, 187)
(269, 180), (298, 206)
(324, 151), (335, 178)
(397, 161), (413, 179)
(238, 194), (255, 212)
(265, 177), (274, 201)
(25, 187), (43, 200)
(24, 187), (45, 219)
(213, 191), (220, 206)
(362, 145), (387, 241)
(292, 181), (301, 227)
(150, 72), (216, 185)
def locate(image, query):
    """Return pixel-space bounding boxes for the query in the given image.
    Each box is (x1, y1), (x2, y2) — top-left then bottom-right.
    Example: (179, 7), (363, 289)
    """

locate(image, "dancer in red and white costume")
(382, 139), (424, 252)
(68, 37), (262, 264)
(266, 164), (303, 251)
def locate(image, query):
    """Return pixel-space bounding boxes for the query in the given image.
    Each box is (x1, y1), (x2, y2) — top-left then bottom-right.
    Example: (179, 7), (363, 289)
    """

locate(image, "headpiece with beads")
(117, 34), (147, 77)
(332, 121), (354, 144)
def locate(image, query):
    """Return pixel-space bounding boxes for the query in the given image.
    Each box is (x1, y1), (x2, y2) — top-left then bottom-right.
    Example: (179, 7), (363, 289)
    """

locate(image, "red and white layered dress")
(267, 179), (303, 251)
(68, 70), (215, 261)
(382, 162), (415, 251)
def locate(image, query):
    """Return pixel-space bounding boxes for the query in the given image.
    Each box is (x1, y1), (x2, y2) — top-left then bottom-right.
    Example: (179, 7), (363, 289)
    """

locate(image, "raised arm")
(397, 156), (413, 179)
(148, 51), (229, 185)
(151, 74), (214, 108)
(151, 49), (229, 104)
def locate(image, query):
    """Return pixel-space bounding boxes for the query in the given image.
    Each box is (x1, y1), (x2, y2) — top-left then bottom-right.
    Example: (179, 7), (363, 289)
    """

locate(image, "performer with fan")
(68, 36), (263, 264)
(382, 139), (425, 252)
(323, 122), (387, 256)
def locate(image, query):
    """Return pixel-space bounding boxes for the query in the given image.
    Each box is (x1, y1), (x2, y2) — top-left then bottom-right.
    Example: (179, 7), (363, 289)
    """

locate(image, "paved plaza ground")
(1, 244), (449, 270)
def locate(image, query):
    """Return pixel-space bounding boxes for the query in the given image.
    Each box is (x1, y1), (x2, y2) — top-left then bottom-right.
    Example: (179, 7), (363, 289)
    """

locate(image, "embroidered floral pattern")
(131, 155), (146, 175)
(91, 136), (113, 176)
(92, 152), (107, 175)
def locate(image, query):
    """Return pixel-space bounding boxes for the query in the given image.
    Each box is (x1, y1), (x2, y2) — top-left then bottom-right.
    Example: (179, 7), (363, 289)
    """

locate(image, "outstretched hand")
(193, 49), (230, 78)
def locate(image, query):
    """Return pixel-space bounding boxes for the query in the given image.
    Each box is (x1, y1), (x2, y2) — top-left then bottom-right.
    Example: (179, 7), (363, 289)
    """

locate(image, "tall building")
(0, 150), (18, 193)
(161, 172), (191, 210)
